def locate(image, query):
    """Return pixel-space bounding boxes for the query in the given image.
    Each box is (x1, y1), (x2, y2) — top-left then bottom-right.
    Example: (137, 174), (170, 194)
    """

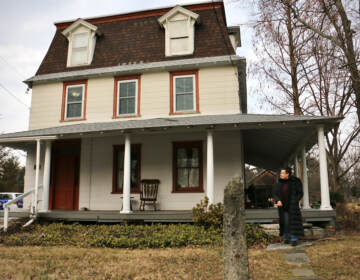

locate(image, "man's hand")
(276, 201), (283, 207)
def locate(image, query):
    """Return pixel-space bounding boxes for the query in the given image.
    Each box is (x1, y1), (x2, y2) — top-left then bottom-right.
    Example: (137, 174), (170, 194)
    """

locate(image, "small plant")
(192, 196), (224, 228)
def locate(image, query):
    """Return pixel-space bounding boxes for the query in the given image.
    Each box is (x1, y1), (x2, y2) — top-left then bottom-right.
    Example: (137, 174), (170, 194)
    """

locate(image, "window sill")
(171, 188), (204, 193)
(169, 111), (200, 116)
(60, 118), (86, 122)
(112, 114), (141, 119)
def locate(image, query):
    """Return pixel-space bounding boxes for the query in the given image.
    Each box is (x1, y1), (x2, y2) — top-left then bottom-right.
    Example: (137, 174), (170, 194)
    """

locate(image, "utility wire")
(0, 54), (27, 80)
(0, 82), (30, 110)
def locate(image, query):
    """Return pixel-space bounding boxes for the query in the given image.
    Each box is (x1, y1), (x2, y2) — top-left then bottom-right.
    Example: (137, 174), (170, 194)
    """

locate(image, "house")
(0, 1), (341, 225)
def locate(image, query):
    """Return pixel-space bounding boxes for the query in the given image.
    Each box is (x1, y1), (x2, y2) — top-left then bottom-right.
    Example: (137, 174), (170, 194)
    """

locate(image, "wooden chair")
(139, 179), (160, 211)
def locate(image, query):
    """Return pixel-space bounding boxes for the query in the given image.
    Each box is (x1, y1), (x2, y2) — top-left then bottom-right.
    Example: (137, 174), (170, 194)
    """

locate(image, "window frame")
(61, 80), (88, 122)
(112, 144), (142, 194)
(172, 141), (203, 193)
(113, 75), (141, 118)
(169, 70), (199, 115)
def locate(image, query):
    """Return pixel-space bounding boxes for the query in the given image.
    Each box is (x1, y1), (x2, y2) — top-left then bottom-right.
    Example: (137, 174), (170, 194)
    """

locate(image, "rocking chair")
(139, 179), (160, 211)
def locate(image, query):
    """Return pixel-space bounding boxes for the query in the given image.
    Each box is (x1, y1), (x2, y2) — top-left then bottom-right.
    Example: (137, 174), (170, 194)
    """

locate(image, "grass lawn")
(0, 244), (292, 280)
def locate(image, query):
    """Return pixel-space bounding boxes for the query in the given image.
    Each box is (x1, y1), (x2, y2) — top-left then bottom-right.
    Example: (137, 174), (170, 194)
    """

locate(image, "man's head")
(280, 167), (292, 180)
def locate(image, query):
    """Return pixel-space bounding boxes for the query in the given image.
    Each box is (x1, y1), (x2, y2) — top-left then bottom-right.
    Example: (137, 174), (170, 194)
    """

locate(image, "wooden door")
(49, 140), (80, 210)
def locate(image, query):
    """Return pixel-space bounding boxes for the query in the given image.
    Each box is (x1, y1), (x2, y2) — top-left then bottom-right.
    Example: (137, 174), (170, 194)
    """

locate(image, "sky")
(0, 0), (257, 135)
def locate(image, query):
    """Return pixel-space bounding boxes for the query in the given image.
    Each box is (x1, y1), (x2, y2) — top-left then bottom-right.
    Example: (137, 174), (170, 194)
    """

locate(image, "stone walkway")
(267, 242), (321, 280)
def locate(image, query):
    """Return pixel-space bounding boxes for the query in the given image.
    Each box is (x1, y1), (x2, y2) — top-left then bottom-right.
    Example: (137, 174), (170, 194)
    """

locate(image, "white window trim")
(116, 79), (138, 116)
(64, 84), (85, 120)
(173, 74), (196, 113)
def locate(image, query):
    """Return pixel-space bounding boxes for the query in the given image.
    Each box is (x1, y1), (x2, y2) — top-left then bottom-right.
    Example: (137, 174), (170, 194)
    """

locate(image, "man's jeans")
(283, 210), (298, 241)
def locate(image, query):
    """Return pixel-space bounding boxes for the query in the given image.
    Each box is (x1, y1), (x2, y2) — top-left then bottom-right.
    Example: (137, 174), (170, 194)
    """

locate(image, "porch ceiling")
(243, 126), (318, 171)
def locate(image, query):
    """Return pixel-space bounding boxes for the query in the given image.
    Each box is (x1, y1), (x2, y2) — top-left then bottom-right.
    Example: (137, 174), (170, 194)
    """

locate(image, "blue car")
(0, 193), (23, 211)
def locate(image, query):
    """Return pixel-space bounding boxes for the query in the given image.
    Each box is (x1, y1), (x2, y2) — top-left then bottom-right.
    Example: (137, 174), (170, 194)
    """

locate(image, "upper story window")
(113, 75), (141, 118)
(170, 70), (199, 115)
(158, 6), (200, 57)
(61, 80), (87, 121)
(61, 19), (101, 67)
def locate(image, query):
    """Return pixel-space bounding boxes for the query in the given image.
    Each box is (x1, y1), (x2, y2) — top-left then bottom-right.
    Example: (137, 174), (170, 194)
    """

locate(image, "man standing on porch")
(273, 167), (304, 246)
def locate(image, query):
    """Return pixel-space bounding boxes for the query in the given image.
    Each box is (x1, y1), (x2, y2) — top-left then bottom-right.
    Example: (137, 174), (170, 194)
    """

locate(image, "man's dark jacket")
(273, 176), (304, 237)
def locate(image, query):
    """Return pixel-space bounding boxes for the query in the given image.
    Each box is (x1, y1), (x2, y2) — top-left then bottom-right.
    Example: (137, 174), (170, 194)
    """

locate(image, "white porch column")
(41, 141), (52, 212)
(301, 145), (311, 209)
(318, 125), (332, 210)
(32, 139), (41, 215)
(294, 154), (299, 177)
(120, 133), (132, 213)
(206, 130), (215, 204)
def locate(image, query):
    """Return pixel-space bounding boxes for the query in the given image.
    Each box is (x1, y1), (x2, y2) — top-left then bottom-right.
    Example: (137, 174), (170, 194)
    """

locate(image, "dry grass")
(0, 245), (291, 280)
(305, 233), (360, 280)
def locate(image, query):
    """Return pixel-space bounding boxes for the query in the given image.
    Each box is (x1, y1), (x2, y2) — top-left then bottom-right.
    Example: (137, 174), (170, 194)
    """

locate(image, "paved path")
(267, 242), (321, 280)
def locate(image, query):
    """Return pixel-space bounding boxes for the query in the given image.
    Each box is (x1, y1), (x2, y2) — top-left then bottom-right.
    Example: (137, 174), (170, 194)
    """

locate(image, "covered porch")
(0, 113), (341, 224)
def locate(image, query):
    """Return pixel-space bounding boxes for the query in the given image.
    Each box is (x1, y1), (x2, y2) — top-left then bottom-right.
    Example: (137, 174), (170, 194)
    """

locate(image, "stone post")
(223, 177), (249, 280)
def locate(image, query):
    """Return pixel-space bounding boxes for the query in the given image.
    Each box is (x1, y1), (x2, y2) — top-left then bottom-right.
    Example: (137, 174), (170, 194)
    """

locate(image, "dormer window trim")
(158, 6), (200, 57)
(61, 19), (101, 68)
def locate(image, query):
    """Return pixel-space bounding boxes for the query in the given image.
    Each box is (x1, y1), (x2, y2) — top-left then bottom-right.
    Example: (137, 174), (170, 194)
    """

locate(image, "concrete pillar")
(317, 125), (332, 210)
(206, 130), (214, 204)
(41, 141), (52, 212)
(120, 133), (132, 213)
(301, 145), (311, 209)
(32, 139), (41, 215)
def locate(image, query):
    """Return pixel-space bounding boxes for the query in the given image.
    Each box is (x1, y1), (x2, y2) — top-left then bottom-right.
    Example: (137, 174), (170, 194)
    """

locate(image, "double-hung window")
(173, 141), (203, 193)
(71, 32), (89, 66)
(61, 81), (87, 121)
(170, 70), (199, 114)
(114, 76), (141, 118)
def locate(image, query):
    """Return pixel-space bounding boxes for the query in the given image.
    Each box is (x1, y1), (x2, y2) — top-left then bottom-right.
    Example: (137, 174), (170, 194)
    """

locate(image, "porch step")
(259, 223), (326, 239)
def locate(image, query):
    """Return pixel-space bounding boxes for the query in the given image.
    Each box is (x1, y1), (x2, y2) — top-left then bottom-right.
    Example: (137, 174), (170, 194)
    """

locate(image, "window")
(158, 6), (199, 57)
(113, 144), (141, 193)
(170, 70), (199, 114)
(61, 80), (87, 121)
(172, 141), (203, 193)
(62, 19), (100, 68)
(71, 32), (89, 66)
(113, 75), (141, 118)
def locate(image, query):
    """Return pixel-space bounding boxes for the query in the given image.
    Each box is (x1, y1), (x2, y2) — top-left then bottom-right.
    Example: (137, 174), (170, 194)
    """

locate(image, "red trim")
(55, 3), (223, 30)
(61, 80), (88, 122)
(113, 75), (141, 119)
(172, 141), (203, 193)
(169, 70), (200, 115)
(112, 144), (142, 194)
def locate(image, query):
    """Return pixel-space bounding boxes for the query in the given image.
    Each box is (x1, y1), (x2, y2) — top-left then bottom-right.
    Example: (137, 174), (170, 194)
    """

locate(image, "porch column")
(32, 139), (41, 215)
(206, 130), (215, 204)
(294, 154), (299, 177)
(41, 141), (52, 212)
(120, 133), (132, 213)
(301, 145), (311, 209)
(318, 125), (332, 210)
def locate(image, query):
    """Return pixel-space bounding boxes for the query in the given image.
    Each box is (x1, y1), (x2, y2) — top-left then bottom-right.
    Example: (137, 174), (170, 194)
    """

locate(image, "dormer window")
(62, 19), (101, 67)
(158, 6), (200, 57)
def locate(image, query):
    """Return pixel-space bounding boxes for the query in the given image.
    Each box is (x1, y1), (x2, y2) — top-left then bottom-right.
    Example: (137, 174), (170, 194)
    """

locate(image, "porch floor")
(1, 208), (336, 224)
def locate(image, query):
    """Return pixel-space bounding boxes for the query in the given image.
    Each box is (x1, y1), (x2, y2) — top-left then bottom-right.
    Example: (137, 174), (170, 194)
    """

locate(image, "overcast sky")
(0, 0), (256, 136)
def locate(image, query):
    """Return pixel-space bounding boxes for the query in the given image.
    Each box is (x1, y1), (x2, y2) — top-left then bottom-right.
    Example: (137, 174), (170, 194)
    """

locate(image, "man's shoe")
(291, 240), (298, 247)
(283, 240), (290, 244)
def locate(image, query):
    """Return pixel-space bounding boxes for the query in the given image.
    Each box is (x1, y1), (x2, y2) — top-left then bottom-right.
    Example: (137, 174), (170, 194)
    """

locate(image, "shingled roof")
(35, 1), (234, 76)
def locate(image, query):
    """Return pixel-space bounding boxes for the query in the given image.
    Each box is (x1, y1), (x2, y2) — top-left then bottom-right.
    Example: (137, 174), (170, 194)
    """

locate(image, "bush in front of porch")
(0, 221), (276, 249)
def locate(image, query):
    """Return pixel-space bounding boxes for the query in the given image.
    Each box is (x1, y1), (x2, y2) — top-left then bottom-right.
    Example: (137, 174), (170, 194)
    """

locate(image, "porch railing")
(2, 185), (42, 232)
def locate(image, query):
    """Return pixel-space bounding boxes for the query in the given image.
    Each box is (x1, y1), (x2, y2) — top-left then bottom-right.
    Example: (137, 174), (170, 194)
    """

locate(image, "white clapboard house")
(0, 1), (340, 225)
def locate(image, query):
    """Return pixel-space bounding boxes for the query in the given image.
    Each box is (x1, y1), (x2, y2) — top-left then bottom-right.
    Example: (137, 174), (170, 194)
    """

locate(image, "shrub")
(192, 196), (224, 228)
(330, 190), (344, 205)
(336, 202), (360, 231)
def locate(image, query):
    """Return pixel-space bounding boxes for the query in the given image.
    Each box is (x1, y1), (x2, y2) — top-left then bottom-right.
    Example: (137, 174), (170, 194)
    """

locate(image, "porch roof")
(0, 113), (342, 170)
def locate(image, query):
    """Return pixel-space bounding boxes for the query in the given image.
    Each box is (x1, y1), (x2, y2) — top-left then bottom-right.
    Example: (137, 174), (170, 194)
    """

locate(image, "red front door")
(49, 140), (80, 210)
